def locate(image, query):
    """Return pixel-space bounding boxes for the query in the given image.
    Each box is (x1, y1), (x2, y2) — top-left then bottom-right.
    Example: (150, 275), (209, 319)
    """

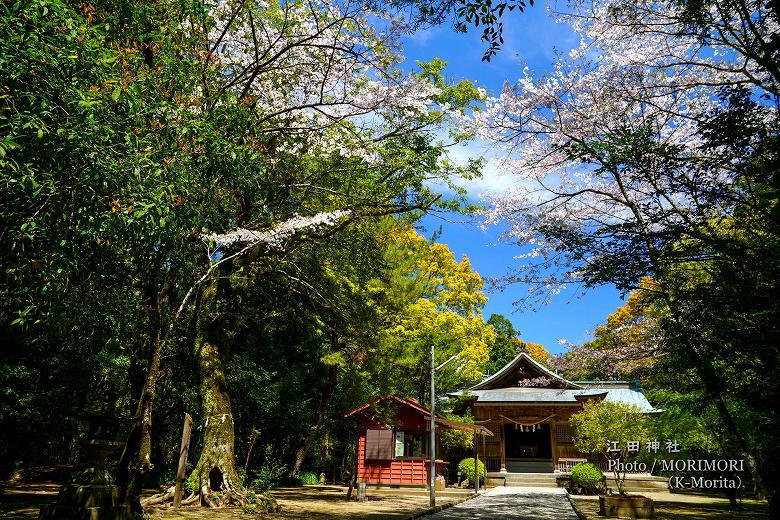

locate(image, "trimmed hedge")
(570, 462), (604, 494)
(299, 471), (318, 485)
(457, 458), (485, 483)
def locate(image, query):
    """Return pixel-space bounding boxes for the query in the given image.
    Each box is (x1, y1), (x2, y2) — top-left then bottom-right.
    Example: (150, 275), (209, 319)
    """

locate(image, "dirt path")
(0, 483), (60, 519)
(149, 486), (463, 519)
(0, 483), (464, 519)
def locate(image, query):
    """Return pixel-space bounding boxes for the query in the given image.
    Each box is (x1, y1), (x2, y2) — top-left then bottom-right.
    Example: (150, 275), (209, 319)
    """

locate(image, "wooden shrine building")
(345, 396), (492, 487)
(456, 352), (661, 474)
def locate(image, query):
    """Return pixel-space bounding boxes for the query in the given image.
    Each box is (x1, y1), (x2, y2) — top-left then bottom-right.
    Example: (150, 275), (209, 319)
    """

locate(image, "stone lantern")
(39, 412), (133, 520)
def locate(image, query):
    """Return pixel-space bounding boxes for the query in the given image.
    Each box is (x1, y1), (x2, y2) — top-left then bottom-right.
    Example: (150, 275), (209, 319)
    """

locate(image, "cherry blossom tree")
(472, 0), (779, 509)
(201, 0), (468, 162)
(117, 0), (487, 510)
(475, 0), (778, 298)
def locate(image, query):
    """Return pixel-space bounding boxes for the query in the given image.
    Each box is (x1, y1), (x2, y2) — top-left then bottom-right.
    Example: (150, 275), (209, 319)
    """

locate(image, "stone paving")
(425, 486), (580, 520)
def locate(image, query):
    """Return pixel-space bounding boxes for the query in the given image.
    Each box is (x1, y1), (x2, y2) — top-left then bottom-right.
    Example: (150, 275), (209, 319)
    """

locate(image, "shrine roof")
(453, 352), (662, 413)
(469, 352), (582, 391)
(458, 386), (661, 413)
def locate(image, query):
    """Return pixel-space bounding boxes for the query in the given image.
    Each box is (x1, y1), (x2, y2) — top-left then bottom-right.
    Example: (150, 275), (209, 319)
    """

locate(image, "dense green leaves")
(0, 0), (498, 499)
(570, 401), (649, 495)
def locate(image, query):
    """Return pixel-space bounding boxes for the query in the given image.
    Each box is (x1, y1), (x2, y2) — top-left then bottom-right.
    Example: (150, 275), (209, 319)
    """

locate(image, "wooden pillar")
(473, 432), (479, 493)
(499, 417), (506, 473)
(550, 421), (559, 473)
(173, 413), (192, 508)
(482, 434), (486, 478)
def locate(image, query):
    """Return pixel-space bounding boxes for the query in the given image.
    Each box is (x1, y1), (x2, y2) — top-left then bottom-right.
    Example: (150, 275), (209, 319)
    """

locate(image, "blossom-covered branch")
(197, 0), (462, 164)
(203, 210), (351, 249)
(468, 0), (778, 303)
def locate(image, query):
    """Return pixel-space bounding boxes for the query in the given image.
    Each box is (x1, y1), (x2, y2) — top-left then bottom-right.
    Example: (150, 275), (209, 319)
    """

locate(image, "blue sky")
(398, 6), (625, 354)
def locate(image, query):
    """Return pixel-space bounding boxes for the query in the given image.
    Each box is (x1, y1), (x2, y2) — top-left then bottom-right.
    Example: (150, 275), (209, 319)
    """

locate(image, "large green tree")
(1, 0), (487, 510)
(365, 224), (495, 402)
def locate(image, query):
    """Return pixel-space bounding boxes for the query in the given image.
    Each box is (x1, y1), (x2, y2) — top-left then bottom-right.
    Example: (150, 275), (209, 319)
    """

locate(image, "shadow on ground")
(0, 482), (458, 520)
(0, 483), (59, 519)
(570, 495), (769, 520)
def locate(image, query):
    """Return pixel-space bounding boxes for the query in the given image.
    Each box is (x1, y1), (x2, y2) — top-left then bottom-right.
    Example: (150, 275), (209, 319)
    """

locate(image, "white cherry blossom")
(470, 0), (777, 304)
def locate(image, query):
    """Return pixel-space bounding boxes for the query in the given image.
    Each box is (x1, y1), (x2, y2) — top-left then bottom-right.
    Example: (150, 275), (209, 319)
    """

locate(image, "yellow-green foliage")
(371, 226), (493, 385)
(570, 401), (649, 495)
(457, 458), (485, 482)
(570, 463), (604, 493)
(570, 401), (648, 457)
(522, 341), (550, 364)
(439, 412), (475, 450)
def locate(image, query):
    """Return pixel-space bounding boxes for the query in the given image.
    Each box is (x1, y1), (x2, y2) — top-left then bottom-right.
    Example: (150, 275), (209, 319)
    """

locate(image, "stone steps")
(487, 472), (668, 492)
(488, 472), (559, 488)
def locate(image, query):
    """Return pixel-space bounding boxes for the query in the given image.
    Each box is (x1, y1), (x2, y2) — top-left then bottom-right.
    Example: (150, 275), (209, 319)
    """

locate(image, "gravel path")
(425, 486), (580, 520)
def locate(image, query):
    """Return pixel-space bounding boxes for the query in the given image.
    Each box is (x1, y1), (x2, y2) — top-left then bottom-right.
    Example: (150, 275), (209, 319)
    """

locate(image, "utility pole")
(429, 347), (460, 508)
(429, 344), (436, 508)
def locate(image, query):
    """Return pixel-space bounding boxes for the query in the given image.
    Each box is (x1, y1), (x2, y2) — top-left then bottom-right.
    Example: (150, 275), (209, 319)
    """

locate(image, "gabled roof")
(460, 387), (661, 413)
(452, 353), (661, 413)
(344, 395), (431, 419)
(344, 395), (493, 435)
(470, 352), (583, 390)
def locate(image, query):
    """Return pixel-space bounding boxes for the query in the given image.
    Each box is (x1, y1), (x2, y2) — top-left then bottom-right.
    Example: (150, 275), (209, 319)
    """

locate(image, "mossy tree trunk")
(186, 282), (244, 506)
(188, 333), (243, 504)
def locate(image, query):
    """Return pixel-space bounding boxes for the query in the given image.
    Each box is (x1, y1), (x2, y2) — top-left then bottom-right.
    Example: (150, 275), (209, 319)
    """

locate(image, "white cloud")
(406, 26), (442, 46)
(426, 136), (526, 201)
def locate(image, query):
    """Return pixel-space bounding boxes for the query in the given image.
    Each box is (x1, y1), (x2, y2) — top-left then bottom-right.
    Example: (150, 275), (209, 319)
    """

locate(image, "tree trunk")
(288, 361), (339, 477)
(187, 334), (243, 502)
(243, 428), (259, 477)
(115, 268), (178, 512)
(345, 438), (359, 500)
(115, 332), (162, 512)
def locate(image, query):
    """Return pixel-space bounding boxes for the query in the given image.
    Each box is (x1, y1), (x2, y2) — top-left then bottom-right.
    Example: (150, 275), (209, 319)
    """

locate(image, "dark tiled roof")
(460, 387), (661, 413)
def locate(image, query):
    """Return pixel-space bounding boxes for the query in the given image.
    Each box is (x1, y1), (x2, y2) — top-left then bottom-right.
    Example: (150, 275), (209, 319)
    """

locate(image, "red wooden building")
(345, 396), (491, 487)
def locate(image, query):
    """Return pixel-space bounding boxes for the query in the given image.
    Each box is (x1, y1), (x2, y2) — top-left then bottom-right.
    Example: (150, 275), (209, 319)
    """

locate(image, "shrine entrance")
(503, 423), (553, 473)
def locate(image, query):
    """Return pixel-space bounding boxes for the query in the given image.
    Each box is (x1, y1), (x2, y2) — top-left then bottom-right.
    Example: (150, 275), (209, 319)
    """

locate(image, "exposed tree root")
(182, 493), (200, 506)
(140, 477), (280, 512)
(140, 486), (176, 507)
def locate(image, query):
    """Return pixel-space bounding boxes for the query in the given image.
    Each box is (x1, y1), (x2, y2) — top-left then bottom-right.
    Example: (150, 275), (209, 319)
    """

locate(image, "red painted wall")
(357, 432), (429, 485)
(355, 402), (438, 486)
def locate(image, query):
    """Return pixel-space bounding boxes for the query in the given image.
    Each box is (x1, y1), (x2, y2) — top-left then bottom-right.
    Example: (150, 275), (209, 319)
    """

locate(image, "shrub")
(249, 446), (288, 490)
(457, 458), (485, 483)
(159, 467), (177, 485)
(262, 491), (280, 513)
(570, 462), (604, 494)
(570, 401), (647, 495)
(299, 471), (318, 485)
(250, 464), (286, 491)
